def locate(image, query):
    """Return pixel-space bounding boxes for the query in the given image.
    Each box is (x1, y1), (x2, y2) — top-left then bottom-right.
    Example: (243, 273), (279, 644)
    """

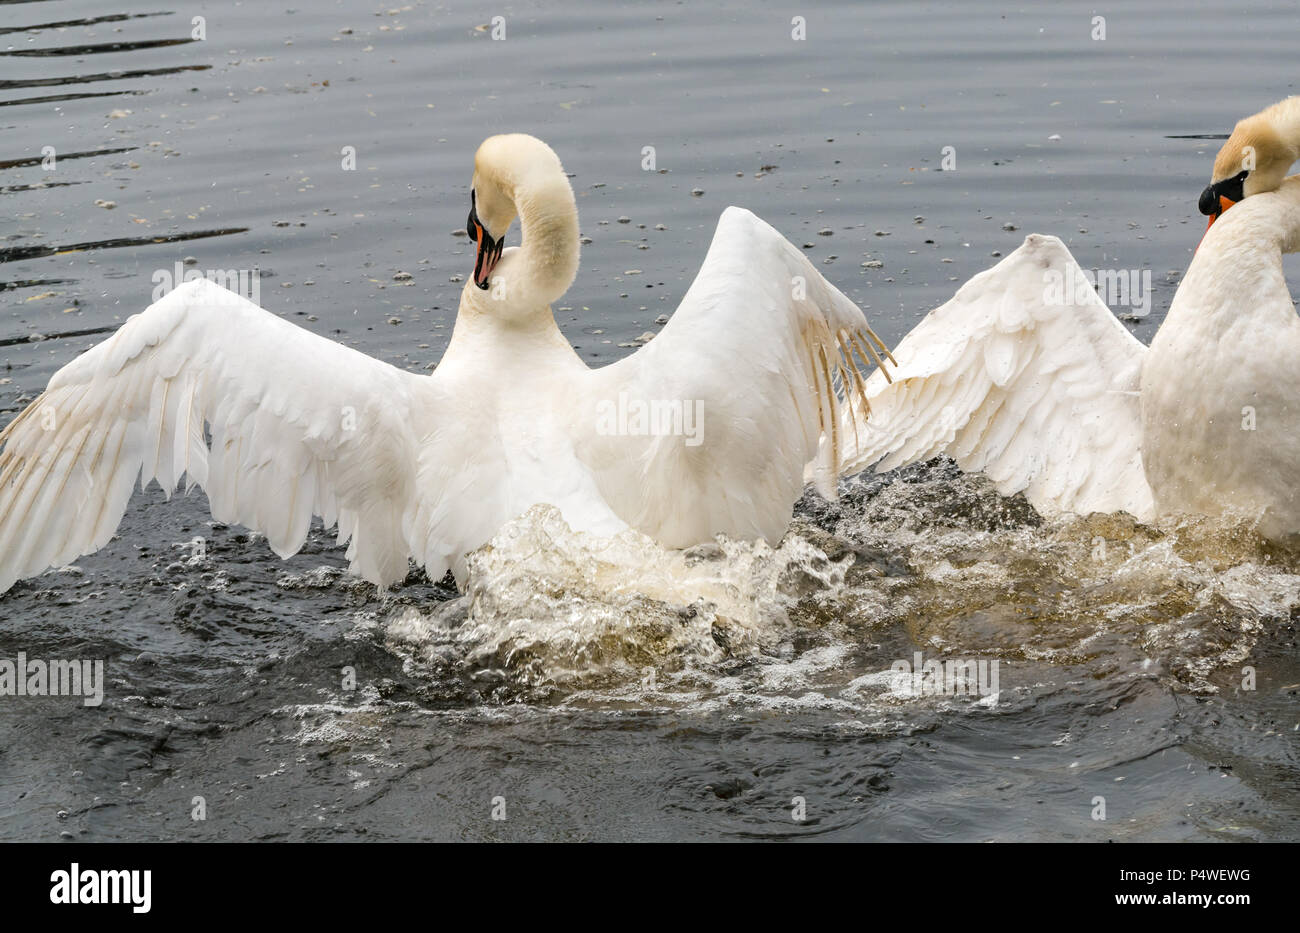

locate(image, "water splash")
(382, 461), (1300, 709)
(385, 503), (855, 704)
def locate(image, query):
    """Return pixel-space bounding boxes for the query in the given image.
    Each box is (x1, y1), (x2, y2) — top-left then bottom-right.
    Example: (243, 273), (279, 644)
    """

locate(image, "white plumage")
(12, 127), (1295, 600)
(0, 278), (424, 591)
(0, 135), (892, 594)
(843, 233), (1153, 520)
(848, 177), (1300, 537)
(1141, 177), (1300, 537)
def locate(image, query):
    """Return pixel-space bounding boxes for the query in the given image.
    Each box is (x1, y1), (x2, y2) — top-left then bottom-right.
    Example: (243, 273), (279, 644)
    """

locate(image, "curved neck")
(1266, 97), (1300, 154)
(1234, 98), (1300, 192)
(511, 167), (579, 307)
(1211, 176), (1300, 255)
(1257, 98), (1300, 191)
(1176, 178), (1300, 326)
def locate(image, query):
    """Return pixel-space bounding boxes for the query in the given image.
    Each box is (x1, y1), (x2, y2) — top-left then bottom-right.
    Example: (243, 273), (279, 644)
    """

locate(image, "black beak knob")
(1198, 184), (1220, 216)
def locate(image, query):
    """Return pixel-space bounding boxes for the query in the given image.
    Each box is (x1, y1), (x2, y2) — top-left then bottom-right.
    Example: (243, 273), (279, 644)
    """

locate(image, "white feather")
(842, 233), (1155, 520)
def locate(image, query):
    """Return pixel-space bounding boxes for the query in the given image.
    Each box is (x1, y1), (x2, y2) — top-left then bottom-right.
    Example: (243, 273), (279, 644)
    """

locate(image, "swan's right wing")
(845, 234), (1155, 520)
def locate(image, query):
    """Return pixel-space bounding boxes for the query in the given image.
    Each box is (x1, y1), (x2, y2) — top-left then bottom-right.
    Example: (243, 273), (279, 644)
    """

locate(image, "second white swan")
(847, 97), (1300, 538)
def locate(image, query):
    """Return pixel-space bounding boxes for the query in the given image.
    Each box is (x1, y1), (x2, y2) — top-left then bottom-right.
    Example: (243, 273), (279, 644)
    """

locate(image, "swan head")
(465, 134), (579, 304)
(467, 142), (520, 290)
(1200, 97), (1300, 230)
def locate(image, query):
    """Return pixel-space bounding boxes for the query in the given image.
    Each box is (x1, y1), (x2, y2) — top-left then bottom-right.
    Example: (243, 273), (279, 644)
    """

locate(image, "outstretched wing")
(844, 233), (1155, 520)
(575, 206), (893, 547)
(0, 278), (430, 593)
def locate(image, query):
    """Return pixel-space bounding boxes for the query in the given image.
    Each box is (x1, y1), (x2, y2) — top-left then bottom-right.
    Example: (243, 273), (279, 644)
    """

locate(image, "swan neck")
(1177, 181), (1300, 329)
(514, 170), (579, 305)
(1270, 97), (1300, 155)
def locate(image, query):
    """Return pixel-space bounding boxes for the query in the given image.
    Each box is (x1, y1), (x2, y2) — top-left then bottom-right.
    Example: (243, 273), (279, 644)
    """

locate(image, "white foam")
(362, 470), (1300, 712)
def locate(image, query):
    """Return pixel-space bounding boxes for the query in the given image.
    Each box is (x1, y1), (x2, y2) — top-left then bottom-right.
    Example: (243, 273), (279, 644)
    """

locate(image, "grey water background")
(0, 0), (1297, 841)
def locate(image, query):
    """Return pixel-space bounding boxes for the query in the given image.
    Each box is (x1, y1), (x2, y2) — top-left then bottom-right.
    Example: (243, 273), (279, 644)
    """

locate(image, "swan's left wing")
(575, 206), (891, 546)
(842, 234), (1155, 520)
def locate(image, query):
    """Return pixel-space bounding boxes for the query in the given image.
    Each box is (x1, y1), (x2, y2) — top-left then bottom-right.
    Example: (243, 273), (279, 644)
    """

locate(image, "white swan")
(0, 133), (893, 594)
(846, 97), (1300, 537)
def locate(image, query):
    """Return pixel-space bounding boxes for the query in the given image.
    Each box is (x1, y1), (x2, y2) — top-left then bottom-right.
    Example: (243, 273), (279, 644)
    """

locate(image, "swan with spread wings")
(844, 97), (1300, 538)
(0, 133), (894, 593)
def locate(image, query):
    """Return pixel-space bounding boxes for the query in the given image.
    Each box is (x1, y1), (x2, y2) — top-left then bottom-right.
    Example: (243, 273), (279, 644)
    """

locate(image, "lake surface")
(1, 0), (1297, 841)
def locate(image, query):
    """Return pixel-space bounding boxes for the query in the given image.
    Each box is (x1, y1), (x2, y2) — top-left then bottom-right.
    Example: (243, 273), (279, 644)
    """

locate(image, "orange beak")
(1197, 194), (1237, 253)
(466, 192), (504, 290)
(1204, 195), (1236, 232)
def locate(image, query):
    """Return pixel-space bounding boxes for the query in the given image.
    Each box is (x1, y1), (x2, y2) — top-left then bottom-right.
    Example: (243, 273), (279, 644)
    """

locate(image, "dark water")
(1, 0), (1298, 841)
